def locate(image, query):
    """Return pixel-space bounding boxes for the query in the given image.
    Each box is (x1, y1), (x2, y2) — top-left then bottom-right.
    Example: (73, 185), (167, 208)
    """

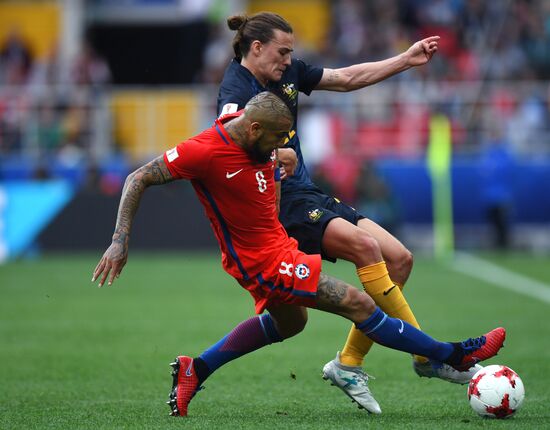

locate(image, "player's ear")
(249, 121), (263, 139)
(250, 40), (262, 57)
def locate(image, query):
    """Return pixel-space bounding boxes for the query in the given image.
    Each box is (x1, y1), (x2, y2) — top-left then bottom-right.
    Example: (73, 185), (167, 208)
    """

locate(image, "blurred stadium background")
(2, 1), (550, 427)
(1, 0), (549, 258)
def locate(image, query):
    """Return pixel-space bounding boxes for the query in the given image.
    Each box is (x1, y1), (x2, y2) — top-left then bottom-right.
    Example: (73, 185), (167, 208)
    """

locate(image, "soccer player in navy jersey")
(215, 12), (481, 413)
(91, 91), (505, 417)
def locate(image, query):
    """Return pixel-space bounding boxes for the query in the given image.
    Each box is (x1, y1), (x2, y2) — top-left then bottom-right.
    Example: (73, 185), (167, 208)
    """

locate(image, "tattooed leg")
(315, 273), (375, 322)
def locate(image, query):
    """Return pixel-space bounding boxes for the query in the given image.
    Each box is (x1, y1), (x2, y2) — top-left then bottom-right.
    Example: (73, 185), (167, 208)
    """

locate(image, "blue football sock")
(197, 313), (282, 381)
(356, 307), (453, 362)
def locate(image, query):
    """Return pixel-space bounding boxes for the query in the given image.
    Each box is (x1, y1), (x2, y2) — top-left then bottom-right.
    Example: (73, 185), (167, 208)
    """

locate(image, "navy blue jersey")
(217, 58), (323, 194)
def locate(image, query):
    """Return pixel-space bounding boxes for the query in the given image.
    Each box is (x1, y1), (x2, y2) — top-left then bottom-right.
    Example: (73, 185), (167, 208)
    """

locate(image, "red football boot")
(453, 327), (506, 371)
(167, 356), (203, 417)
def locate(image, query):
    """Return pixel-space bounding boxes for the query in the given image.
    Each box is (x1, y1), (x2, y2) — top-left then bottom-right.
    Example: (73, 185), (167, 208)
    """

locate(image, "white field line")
(451, 252), (550, 304)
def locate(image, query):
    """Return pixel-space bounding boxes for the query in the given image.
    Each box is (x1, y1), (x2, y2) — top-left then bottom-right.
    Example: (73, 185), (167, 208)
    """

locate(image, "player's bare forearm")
(113, 156), (174, 241)
(316, 36), (439, 92)
(318, 54), (409, 92)
(92, 156), (174, 287)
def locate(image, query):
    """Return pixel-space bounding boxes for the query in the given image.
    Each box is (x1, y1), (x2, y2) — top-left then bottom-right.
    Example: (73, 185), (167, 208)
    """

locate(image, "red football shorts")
(239, 249), (321, 314)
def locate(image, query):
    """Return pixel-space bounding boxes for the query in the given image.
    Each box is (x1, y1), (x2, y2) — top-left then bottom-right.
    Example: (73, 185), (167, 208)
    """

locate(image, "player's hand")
(278, 147), (297, 179)
(91, 241), (128, 287)
(405, 36), (440, 67)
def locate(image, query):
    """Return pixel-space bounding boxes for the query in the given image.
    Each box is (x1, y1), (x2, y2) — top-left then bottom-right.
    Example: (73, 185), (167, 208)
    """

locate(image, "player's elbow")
(338, 66), (377, 92)
(124, 169), (146, 191)
(335, 70), (355, 92)
(337, 68), (373, 92)
(125, 169), (139, 185)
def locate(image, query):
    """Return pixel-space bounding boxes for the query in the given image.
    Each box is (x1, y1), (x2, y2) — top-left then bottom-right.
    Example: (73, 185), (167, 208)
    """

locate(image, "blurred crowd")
(1, 0), (550, 209)
(323, 0), (550, 80)
(0, 28), (111, 164)
(202, 0), (550, 83)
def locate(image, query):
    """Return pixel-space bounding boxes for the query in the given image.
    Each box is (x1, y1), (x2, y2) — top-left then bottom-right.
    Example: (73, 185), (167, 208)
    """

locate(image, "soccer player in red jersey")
(92, 91), (505, 417)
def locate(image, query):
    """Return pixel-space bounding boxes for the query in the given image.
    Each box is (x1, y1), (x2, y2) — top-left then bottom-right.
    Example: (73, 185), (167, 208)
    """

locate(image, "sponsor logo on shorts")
(308, 209), (323, 223)
(295, 263), (310, 280)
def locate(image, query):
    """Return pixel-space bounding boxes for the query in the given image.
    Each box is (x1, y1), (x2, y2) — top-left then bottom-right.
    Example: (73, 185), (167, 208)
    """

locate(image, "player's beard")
(247, 143), (272, 164)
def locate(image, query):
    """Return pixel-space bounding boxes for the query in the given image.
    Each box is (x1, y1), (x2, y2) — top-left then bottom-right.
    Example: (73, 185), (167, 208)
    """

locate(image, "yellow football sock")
(339, 261), (428, 367)
(339, 324), (375, 367)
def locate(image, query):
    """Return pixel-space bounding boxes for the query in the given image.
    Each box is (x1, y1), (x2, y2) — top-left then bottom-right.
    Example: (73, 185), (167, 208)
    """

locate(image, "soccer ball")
(468, 365), (525, 419)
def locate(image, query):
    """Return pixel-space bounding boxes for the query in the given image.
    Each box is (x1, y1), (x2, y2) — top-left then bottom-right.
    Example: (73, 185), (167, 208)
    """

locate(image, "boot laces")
(461, 335), (486, 351)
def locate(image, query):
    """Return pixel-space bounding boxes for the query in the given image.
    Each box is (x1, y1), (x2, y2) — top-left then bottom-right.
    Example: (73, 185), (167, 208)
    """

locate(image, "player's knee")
(344, 287), (376, 322)
(350, 231), (381, 265)
(278, 312), (308, 339)
(289, 312), (308, 337)
(396, 248), (414, 275)
(403, 249), (414, 275)
(386, 248), (414, 285)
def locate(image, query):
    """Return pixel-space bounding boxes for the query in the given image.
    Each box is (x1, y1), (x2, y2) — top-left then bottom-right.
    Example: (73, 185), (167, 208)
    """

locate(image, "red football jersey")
(163, 111), (298, 281)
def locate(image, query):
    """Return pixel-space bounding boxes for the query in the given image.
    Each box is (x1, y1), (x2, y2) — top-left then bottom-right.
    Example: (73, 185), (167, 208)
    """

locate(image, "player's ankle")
(192, 357), (210, 384)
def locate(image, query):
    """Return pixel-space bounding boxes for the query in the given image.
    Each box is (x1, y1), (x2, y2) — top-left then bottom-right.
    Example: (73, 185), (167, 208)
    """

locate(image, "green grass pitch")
(1, 252), (549, 429)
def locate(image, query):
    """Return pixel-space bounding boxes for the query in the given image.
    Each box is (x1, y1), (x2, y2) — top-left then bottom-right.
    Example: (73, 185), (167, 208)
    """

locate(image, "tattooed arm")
(315, 36), (440, 92)
(92, 156), (174, 287)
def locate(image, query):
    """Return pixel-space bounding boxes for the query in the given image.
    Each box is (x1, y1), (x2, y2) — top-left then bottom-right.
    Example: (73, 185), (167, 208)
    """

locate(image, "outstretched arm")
(316, 36), (440, 92)
(92, 156), (175, 287)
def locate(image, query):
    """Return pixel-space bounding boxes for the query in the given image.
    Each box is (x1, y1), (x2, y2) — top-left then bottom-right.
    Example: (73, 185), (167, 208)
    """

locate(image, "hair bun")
(227, 14), (248, 31)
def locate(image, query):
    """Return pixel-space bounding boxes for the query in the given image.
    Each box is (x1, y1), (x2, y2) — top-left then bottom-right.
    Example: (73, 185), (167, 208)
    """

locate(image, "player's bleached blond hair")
(244, 91), (293, 126)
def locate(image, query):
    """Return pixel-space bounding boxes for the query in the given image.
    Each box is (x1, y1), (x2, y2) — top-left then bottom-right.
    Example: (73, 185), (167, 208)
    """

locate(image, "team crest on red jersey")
(295, 263), (310, 280)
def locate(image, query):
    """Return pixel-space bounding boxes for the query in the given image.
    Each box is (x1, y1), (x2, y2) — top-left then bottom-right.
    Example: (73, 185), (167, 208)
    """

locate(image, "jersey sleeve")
(295, 59), (324, 95)
(163, 138), (211, 180)
(217, 85), (252, 116)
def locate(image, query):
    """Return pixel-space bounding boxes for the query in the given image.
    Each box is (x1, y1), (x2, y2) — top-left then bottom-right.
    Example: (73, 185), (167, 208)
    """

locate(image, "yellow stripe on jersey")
(283, 130), (296, 145)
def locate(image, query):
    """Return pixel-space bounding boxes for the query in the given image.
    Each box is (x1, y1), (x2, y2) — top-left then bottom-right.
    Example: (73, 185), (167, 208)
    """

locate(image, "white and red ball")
(468, 365), (525, 419)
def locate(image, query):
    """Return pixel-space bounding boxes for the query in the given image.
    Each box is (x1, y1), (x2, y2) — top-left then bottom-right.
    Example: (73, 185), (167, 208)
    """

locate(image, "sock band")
(356, 307), (387, 334)
(259, 313), (283, 343)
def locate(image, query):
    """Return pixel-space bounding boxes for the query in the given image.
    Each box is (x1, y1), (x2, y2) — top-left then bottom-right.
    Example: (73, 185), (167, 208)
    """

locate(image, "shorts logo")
(295, 263), (310, 280)
(308, 209), (323, 223)
(279, 262), (293, 277)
